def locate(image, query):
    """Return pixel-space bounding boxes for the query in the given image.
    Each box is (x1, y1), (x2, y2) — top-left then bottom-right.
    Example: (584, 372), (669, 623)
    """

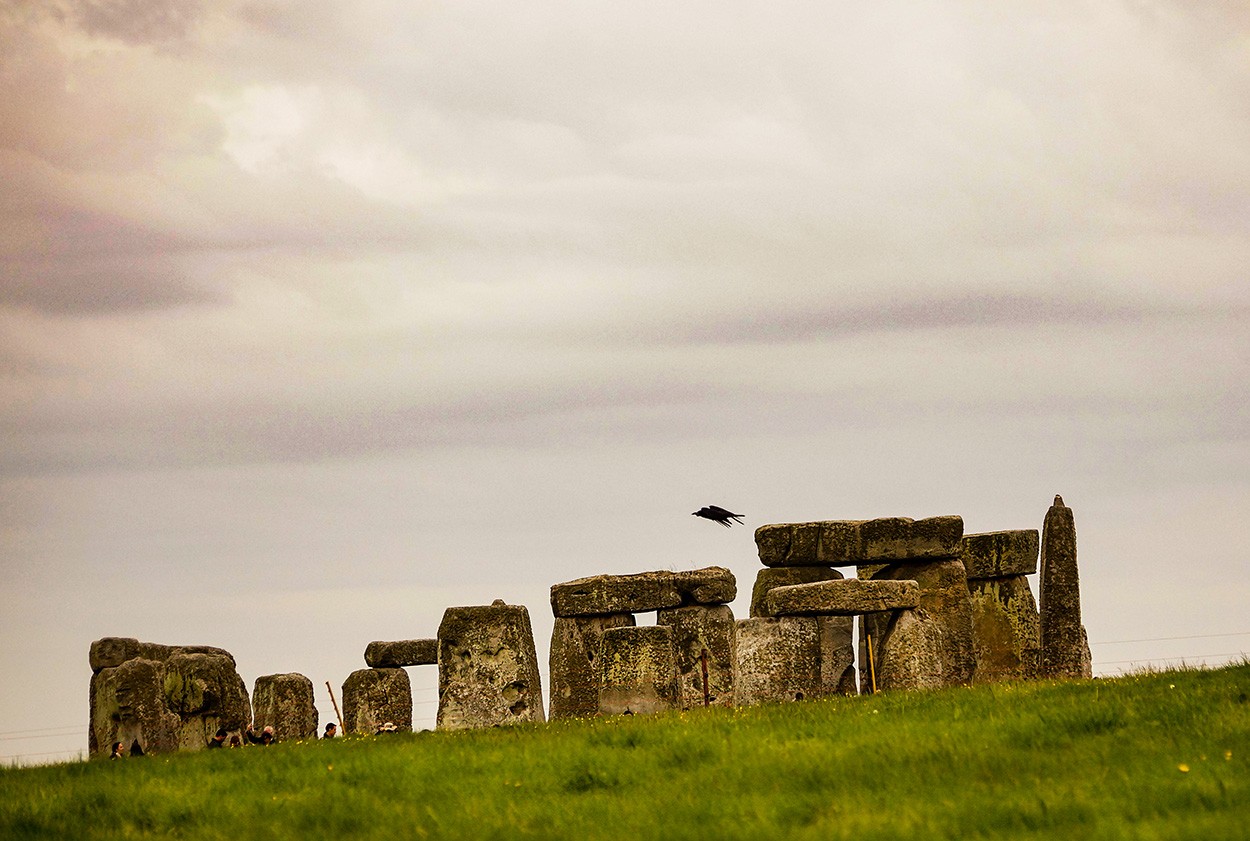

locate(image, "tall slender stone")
(1039, 495), (1092, 678)
(549, 613), (635, 719)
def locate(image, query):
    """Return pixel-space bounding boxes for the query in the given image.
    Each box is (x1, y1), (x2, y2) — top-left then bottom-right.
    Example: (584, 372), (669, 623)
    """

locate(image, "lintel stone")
(365, 639), (438, 668)
(551, 567), (735, 617)
(960, 530), (1039, 579)
(756, 516), (963, 567)
(765, 578), (921, 616)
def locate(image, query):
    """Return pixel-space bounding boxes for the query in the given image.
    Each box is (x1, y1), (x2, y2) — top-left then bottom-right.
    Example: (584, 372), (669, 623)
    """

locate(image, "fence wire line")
(1096, 651), (1246, 666)
(1092, 631), (1250, 645)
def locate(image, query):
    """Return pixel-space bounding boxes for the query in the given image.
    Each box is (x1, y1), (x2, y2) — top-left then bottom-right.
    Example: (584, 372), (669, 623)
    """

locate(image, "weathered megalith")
(656, 604), (737, 709)
(765, 578), (921, 616)
(735, 616), (856, 704)
(88, 638), (251, 758)
(549, 613), (636, 720)
(365, 639), (438, 668)
(750, 567), (844, 617)
(342, 668), (412, 734)
(755, 516), (963, 567)
(869, 608), (947, 691)
(598, 625), (680, 716)
(962, 530), (1041, 683)
(551, 567), (735, 617)
(252, 673), (318, 742)
(437, 600), (545, 730)
(1039, 495), (1092, 679)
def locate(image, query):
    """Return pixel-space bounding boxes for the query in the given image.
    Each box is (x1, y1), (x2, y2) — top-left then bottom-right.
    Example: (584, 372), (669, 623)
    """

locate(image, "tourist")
(244, 725), (276, 746)
(207, 728), (228, 749)
(322, 722), (337, 739)
(110, 741), (125, 760)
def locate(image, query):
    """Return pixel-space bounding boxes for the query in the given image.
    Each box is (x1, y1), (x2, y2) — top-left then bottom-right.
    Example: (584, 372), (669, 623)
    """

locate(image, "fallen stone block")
(550, 567), (735, 617)
(960, 530), (1039, 580)
(365, 639), (438, 668)
(342, 668), (412, 734)
(598, 626), (680, 716)
(756, 516), (963, 567)
(765, 578), (921, 617)
(549, 613), (636, 720)
(750, 567), (843, 618)
(437, 601), (545, 730)
(252, 673), (318, 742)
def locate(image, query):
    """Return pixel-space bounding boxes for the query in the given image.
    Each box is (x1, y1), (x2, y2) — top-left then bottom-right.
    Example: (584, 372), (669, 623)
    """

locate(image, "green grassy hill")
(3, 663), (1247, 840)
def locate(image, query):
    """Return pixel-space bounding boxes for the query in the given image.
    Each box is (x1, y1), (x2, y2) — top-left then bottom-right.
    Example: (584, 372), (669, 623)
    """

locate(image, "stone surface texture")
(550, 567), (735, 617)
(764, 578), (921, 616)
(969, 576), (1041, 683)
(549, 613), (636, 720)
(756, 516), (963, 567)
(656, 604), (737, 709)
(365, 639), (438, 668)
(598, 626), (680, 716)
(252, 673), (318, 742)
(1039, 496), (1093, 679)
(88, 638), (250, 758)
(750, 567), (843, 617)
(860, 558), (976, 690)
(437, 601), (546, 730)
(735, 616), (855, 705)
(342, 668), (412, 734)
(960, 530), (1040, 580)
(871, 609), (947, 691)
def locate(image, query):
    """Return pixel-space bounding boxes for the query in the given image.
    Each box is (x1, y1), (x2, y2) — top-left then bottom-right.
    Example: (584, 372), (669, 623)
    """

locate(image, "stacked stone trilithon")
(549, 567), (737, 718)
(1039, 495), (1093, 679)
(752, 515), (977, 695)
(437, 600), (546, 730)
(961, 530), (1041, 683)
(342, 639), (436, 735)
(88, 637), (251, 757)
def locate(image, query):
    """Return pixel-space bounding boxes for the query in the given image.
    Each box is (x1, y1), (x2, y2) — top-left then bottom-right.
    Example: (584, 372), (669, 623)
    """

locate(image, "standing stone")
(1039, 495), (1093, 679)
(342, 668), (412, 734)
(656, 604), (737, 709)
(437, 600), (545, 730)
(968, 577), (1041, 683)
(549, 613), (636, 720)
(88, 638), (250, 758)
(735, 616), (855, 705)
(252, 673), (318, 742)
(871, 609), (947, 691)
(598, 626), (680, 716)
(859, 558), (976, 690)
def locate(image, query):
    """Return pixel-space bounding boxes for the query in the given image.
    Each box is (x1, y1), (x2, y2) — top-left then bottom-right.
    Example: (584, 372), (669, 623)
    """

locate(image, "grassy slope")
(2, 663), (1247, 840)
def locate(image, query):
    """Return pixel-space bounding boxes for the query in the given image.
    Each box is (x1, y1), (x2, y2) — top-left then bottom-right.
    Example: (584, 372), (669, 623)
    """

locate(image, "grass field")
(2, 662), (1247, 840)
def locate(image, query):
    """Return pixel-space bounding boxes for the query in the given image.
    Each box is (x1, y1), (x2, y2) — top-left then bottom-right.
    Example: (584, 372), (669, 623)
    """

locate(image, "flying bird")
(692, 505), (745, 527)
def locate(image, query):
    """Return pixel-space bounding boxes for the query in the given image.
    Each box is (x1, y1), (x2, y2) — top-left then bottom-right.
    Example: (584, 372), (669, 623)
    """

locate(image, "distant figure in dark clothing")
(692, 505), (745, 527)
(207, 728), (228, 749)
(129, 739), (144, 756)
(110, 741), (125, 760)
(229, 735), (242, 748)
(245, 725), (276, 746)
(323, 723), (337, 739)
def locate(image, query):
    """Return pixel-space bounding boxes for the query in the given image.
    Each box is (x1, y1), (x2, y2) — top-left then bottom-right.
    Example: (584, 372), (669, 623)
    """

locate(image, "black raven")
(692, 505), (744, 527)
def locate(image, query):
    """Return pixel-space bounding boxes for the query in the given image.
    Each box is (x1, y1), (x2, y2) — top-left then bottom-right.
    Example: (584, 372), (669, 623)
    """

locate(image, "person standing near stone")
(322, 723), (337, 739)
(244, 725), (276, 746)
(110, 741), (125, 759)
(206, 728), (228, 749)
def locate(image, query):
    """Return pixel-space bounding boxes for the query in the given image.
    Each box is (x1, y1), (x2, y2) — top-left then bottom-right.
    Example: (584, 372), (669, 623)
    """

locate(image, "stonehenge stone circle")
(437, 600), (545, 730)
(252, 673), (318, 742)
(365, 639), (438, 668)
(549, 613), (636, 720)
(88, 637), (250, 757)
(342, 667), (412, 734)
(1039, 495), (1093, 679)
(598, 625), (680, 716)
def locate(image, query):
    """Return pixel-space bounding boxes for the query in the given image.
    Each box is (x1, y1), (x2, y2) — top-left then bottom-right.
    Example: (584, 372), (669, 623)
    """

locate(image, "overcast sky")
(2, 1), (1247, 764)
